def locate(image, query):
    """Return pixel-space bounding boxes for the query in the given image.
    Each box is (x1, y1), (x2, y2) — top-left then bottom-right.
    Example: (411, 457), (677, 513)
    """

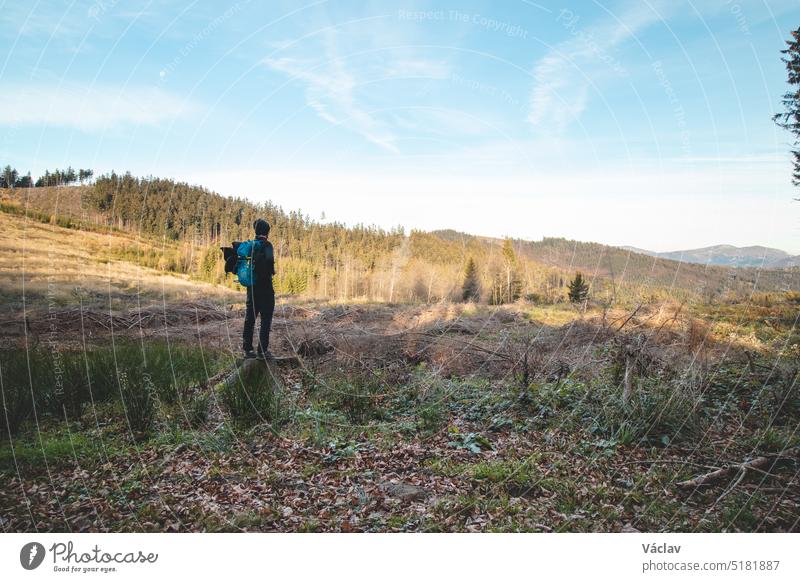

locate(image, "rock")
(384, 482), (427, 502)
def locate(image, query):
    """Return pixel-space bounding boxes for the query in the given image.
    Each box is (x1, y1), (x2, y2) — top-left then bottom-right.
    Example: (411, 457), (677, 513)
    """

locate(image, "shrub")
(118, 370), (158, 438)
(221, 360), (280, 427)
(417, 399), (446, 432)
(321, 371), (383, 424)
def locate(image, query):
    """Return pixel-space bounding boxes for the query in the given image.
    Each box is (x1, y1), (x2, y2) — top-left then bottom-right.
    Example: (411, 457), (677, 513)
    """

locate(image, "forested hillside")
(3, 174), (799, 304)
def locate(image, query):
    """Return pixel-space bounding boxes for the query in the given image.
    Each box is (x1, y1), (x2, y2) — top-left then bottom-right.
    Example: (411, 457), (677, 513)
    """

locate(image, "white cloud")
(0, 84), (200, 131)
(263, 22), (451, 152)
(528, 3), (666, 133)
(264, 46), (399, 153)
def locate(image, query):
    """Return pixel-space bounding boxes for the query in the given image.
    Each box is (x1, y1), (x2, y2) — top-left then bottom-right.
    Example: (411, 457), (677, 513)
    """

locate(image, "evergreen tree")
(2, 165), (18, 189)
(461, 256), (480, 302)
(567, 272), (589, 303)
(78, 168), (94, 184)
(774, 27), (800, 188)
(16, 172), (32, 188)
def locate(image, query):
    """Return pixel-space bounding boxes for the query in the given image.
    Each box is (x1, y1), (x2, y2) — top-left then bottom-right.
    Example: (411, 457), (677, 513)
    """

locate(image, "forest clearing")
(4, 5), (800, 581)
(1, 204), (797, 532)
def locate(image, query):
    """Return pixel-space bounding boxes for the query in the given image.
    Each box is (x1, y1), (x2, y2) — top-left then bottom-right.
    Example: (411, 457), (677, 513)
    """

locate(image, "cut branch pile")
(21, 301), (234, 332)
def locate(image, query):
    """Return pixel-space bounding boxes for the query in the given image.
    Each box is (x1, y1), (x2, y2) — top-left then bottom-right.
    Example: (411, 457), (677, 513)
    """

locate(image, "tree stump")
(219, 357), (295, 424)
(219, 355), (301, 390)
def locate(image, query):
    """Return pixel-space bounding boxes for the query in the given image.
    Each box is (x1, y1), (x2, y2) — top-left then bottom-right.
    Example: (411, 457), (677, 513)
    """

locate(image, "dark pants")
(243, 287), (275, 353)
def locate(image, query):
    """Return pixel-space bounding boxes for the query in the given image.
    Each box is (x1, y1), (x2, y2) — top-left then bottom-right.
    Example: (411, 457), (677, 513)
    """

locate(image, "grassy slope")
(0, 211), (237, 314)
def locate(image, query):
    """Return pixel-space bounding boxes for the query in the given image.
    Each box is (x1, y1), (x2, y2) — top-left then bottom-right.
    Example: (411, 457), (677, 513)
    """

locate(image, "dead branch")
(615, 303), (643, 333)
(675, 448), (799, 490)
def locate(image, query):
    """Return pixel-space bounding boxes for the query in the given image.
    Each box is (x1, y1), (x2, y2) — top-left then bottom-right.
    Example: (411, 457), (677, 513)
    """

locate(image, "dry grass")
(0, 212), (237, 314)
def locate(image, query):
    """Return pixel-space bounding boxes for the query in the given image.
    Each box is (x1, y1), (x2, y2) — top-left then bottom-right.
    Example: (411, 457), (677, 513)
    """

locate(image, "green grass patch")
(1, 341), (229, 440)
(0, 427), (120, 474)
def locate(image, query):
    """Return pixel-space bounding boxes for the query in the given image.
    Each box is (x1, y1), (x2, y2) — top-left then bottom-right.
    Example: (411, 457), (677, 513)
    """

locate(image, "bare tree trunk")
(344, 258), (349, 300)
(389, 265), (396, 303)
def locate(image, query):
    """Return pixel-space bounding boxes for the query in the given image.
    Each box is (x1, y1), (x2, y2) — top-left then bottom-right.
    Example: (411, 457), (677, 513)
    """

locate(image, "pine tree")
(2, 165), (17, 189)
(16, 172), (32, 188)
(462, 257), (480, 302)
(567, 272), (589, 303)
(774, 27), (800, 188)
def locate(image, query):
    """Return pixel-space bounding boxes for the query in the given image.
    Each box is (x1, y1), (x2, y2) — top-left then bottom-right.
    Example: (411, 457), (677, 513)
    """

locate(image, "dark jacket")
(252, 237), (275, 292)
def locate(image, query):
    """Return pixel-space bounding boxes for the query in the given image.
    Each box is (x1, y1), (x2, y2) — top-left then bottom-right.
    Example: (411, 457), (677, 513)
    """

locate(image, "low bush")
(417, 398), (446, 432)
(321, 371), (384, 424)
(118, 370), (158, 438)
(221, 360), (280, 427)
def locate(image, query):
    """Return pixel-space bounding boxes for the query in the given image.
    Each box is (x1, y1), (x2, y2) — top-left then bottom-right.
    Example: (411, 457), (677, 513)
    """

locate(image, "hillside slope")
(0, 211), (237, 315)
(5, 180), (800, 305)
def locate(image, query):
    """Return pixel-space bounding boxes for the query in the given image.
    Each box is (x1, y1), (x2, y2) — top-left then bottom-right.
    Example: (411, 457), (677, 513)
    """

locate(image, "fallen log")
(675, 448), (799, 490)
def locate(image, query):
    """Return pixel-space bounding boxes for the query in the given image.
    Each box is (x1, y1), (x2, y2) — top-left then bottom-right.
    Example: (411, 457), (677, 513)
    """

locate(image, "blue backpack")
(235, 239), (263, 287)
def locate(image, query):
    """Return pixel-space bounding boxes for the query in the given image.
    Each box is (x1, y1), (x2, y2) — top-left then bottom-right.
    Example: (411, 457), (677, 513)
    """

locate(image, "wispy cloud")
(264, 36), (399, 152)
(528, 2), (666, 133)
(0, 84), (200, 131)
(263, 19), (450, 153)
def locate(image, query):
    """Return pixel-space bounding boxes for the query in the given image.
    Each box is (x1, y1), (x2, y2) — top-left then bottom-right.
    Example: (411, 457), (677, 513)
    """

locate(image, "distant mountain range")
(618, 244), (800, 268)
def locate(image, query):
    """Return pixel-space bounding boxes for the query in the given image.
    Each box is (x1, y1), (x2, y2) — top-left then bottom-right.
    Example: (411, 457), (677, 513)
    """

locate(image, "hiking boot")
(243, 349), (258, 359)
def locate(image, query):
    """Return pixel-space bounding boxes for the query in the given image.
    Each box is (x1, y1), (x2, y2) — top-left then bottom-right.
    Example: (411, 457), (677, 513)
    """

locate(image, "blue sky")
(1, 0), (799, 253)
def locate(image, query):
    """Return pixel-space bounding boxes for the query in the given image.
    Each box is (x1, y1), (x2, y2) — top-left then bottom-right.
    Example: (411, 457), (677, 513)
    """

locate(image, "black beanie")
(254, 219), (270, 236)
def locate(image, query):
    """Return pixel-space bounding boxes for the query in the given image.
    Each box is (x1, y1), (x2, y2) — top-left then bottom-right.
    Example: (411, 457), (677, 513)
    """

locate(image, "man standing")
(243, 219), (276, 359)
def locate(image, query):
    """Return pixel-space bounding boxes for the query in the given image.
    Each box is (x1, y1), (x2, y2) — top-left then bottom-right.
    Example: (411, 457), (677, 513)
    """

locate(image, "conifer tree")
(567, 272), (589, 303)
(462, 257), (480, 302)
(2, 165), (17, 189)
(774, 27), (800, 189)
